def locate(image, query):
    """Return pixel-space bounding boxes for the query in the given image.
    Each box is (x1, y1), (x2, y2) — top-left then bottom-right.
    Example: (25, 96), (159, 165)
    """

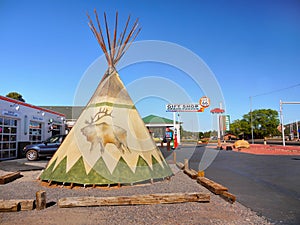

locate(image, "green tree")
(6, 92), (25, 102)
(230, 109), (280, 139)
(229, 119), (250, 139)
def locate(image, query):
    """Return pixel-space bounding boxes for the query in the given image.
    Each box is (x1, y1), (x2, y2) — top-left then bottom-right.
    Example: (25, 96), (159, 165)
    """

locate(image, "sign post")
(210, 105), (225, 150)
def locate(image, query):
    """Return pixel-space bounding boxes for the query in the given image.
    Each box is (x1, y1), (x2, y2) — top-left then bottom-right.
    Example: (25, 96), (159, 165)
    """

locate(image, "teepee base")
(40, 176), (172, 189)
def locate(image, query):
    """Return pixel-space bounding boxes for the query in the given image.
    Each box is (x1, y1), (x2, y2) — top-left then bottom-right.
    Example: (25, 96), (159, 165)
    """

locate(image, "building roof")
(39, 107), (181, 126)
(142, 114), (181, 125)
(40, 106), (84, 120)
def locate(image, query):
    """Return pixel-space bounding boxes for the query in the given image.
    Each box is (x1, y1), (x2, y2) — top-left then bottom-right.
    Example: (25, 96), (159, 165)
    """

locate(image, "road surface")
(162, 145), (300, 225)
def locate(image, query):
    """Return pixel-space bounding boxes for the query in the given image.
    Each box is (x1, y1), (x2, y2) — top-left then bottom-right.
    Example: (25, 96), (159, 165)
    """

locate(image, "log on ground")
(197, 177), (228, 195)
(220, 191), (236, 203)
(0, 199), (35, 212)
(58, 192), (210, 208)
(19, 199), (35, 211)
(0, 172), (21, 185)
(0, 200), (20, 212)
(184, 168), (198, 179)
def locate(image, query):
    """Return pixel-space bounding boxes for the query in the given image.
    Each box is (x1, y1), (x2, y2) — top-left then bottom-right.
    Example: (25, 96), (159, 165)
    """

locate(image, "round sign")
(199, 96), (210, 108)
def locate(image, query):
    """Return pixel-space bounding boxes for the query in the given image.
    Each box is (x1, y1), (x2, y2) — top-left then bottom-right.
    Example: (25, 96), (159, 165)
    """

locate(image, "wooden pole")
(36, 190), (46, 210)
(184, 158), (189, 170)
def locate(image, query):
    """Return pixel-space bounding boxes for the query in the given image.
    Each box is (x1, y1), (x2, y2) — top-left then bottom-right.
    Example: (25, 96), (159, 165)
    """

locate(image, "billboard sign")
(166, 96), (210, 112)
(222, 115), (230, 131)
(166, 104), (202, 112)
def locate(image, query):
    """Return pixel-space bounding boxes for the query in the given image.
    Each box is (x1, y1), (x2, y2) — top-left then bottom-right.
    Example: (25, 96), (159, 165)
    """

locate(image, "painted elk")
(81, 108), (130, 154)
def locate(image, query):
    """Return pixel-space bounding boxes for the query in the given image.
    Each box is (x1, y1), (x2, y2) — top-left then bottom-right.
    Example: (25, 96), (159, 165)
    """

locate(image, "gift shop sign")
(166, 96), (210, 112)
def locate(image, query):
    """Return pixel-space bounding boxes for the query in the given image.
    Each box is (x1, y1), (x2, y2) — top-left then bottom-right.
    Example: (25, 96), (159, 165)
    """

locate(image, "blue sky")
(1, 0), (300, 131)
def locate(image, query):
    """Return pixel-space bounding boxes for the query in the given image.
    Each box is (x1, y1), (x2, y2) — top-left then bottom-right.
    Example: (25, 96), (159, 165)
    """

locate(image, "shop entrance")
(0, 116), (18, 159)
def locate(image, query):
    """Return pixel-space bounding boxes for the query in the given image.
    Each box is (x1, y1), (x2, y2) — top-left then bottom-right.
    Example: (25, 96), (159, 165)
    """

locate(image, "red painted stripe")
(0, 95), (65, 117)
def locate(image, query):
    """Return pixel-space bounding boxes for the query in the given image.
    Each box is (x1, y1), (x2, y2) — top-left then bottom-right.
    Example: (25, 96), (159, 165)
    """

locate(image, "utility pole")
(280, 101), (300, 146)
(280, 100), (285, 146)
(296, 121), (299, 140)
(250, 96), (254, 144)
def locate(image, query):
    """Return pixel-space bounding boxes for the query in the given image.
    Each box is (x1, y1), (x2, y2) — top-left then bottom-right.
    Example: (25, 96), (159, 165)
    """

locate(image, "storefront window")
(29, 121), (42, 143)
(51, 124), (61, 136)
(4, 118), (10, 126)
(0, 116), (18, 159)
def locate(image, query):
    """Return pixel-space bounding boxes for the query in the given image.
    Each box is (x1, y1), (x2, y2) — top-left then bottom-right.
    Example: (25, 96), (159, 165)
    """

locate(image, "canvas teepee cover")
(40, 11), (173, 185)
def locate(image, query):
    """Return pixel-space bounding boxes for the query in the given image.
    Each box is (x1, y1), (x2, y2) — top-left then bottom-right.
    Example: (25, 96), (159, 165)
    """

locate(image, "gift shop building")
(0, 96), (66, 160)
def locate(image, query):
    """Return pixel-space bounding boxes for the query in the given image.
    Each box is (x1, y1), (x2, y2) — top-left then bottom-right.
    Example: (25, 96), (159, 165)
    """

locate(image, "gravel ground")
(0, 166), (272, 225)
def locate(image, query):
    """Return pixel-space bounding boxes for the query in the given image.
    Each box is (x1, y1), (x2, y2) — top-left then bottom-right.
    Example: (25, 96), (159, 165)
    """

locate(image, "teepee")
(40, 10), (173, 186)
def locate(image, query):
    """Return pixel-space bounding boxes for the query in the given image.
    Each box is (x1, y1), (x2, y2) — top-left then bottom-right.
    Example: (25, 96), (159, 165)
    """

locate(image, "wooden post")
(173, 151), (176, 163)
(184, 158), (189, 170)
(36, 190), (46, 210)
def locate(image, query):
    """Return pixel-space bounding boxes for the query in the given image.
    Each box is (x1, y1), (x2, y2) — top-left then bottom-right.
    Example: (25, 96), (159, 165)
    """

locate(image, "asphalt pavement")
(0, 158), (47, 173)
(165, 145), (300, 225)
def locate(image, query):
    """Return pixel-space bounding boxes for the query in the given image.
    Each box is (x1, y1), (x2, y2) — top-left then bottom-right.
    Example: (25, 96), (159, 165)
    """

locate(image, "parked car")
(23, 134), (66, 161)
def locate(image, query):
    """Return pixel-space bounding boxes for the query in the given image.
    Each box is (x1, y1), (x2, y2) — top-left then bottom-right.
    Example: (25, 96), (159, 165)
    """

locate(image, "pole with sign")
(210, 104), (225, 149)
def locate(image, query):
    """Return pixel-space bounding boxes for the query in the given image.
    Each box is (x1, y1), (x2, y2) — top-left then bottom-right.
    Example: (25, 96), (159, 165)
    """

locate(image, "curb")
(176, 159), (236, 204)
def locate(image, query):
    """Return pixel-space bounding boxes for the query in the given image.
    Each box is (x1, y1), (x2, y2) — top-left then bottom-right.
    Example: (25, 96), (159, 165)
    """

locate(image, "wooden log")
(36, 190), (46, 210)
(0, 200), (20, 212)
(0, 199), (35, 212)
(184, 168), (198, 179)
(220, 191), (236, 203)
(0, 172), (21, 185)
(19, 199), (35, 211)
(197, 177), (228, 195)
(58, 192), (210, 208)
(176, 162), (184, 170)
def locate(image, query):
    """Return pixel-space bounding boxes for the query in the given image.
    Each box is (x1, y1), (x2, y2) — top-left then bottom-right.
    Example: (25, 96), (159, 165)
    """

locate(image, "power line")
(251, 83), (300, 98)
(249, 83), (300, 144)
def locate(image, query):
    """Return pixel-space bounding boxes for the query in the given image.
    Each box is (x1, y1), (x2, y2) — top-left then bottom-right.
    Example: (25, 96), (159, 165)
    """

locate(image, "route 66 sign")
(199, 96), (210, 108)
